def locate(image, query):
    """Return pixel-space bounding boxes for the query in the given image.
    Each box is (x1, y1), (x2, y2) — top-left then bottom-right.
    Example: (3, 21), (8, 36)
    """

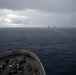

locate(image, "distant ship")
(48, 26), (50, 28)
(53, 25), (56, 29)
(0, 50), (46, 75)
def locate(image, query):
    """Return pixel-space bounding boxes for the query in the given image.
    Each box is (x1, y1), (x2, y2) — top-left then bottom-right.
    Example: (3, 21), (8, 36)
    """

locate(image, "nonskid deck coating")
(0, 53), (40, 75)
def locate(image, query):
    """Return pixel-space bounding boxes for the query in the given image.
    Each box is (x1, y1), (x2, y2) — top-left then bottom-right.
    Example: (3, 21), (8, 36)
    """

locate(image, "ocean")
(0, 28), (76, 75)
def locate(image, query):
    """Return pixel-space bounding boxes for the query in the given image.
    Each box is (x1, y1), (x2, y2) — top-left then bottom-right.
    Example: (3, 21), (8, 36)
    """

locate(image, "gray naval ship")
(0, 50), (46, 75)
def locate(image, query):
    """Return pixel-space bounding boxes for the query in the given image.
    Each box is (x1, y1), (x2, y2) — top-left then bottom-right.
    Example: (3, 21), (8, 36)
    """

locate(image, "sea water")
(0, 28), (76, 75)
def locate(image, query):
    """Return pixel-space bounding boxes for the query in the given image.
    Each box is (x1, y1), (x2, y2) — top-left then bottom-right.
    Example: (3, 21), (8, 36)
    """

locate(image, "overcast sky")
(0, 0), (76, 27)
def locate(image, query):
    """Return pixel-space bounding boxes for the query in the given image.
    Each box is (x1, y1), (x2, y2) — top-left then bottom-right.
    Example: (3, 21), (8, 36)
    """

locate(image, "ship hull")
(0, 50), (46, 75)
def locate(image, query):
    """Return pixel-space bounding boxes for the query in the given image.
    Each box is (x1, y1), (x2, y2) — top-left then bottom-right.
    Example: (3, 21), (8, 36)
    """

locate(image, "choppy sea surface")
(0, 28), (76, 75)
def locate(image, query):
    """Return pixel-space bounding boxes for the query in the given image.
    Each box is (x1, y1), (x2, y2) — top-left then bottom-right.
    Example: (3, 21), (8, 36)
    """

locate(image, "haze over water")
(0, 28), (76, 75)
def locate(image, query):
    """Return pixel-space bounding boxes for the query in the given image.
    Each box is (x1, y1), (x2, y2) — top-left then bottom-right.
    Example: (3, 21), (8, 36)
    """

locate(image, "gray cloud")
(0, 0), (76, 13)
(0, 0), (76, 27)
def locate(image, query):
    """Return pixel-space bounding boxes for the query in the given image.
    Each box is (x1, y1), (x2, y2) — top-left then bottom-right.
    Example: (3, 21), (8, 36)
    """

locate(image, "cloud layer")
(0, 9), (51, 27)
(0, 0), (76, 27)
(0, 0), (76, 13)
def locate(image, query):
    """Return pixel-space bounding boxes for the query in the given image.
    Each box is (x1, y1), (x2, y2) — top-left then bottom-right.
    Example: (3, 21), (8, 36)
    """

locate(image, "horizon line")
(0, 26), (76, 28)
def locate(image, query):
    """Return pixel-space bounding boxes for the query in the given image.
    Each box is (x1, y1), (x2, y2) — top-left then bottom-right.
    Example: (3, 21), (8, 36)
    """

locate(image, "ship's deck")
(0, 52), (40, 75)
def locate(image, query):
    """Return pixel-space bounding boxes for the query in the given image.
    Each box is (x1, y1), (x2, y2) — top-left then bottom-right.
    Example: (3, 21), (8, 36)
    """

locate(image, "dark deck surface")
(0, 52), (40, 75)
